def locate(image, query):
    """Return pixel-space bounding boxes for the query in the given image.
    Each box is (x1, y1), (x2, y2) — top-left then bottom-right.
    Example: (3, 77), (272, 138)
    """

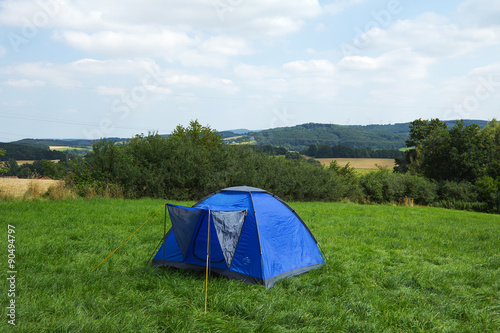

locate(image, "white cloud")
(2, 100), (29, 107)
(0, 0), (321, 36)
(283, 59), (335, 74)
(249, 16), (304, 36)
(0, 45), (6, 57)
(338, 56), (377, 71)
(234, 63), (281, 79)
(2, 58), (238, 95)
(200, 36), (251, 56)
(366, 13), (500, 59)
(3, 79), (46, 87)
(1, 58), (161, 89)
(235, 59), (339, 99)
(323, 0), (367, 15)
(437, 62), (500, 104)
(56, 30), (196, 58)
(455, 0), (500, 28)
(55, 30), (252, 67)
(338, 48), (433, 83)
(95, 86), (125, 96)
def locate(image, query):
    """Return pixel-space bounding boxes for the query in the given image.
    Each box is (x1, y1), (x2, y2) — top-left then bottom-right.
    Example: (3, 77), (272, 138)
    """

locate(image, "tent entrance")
(167, 204), (246, 268)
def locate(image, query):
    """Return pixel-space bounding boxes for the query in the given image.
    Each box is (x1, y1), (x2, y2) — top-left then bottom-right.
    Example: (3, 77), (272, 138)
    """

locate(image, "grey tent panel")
(168, 205), (203, 259)
(222, 186), (267, 192)
(212, 210), (246, 268)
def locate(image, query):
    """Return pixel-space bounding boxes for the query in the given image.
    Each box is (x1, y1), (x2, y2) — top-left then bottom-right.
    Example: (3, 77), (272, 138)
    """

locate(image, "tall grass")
(1, 199), (499, 332)
(44, 182), (77, 200)
(22, 178), (41, 200)
(0, 179), (76, 201)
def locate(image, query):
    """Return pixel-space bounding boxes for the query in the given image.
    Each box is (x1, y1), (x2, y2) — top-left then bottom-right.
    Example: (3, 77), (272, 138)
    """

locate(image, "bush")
(475, 176), (499, 203)
(69, 127), (363, 202)
(438, 181), (477, 202)
(359, 168), (405, 203)
(359, 169), (438, 205)
(44, 183), (77, 200)
(431, 200), (489, 213)
(402, 174), (437, 205)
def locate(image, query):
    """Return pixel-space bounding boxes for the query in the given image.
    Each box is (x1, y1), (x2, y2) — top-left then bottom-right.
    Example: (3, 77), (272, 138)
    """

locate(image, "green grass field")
(1, 199), (499, 332)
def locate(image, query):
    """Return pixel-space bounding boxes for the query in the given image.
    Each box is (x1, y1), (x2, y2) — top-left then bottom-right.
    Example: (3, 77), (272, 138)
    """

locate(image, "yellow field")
(49, 146), (71, 150)
(315, 158), (396, 170)
(14, 160), (60, 165)
(0, 178), (63, 198)
(15, 160), (35, 165)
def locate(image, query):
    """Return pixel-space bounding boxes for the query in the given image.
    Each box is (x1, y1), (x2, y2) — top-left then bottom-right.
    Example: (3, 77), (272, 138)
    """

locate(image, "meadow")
(1, 198), (499, 332)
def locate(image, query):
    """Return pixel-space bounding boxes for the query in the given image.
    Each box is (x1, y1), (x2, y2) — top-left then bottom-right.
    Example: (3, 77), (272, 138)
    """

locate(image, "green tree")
(399, 119), (494, 183)
(3, 159), (18, 176)
(170, 119), (222, 149)
(0, 149), (7, 174)
(406, 118), (448, 147)
(480, 118), (500, 179)
(304, 144), (318, 157)
(316, 143), (332, 158)
(396, 118), (448, 174)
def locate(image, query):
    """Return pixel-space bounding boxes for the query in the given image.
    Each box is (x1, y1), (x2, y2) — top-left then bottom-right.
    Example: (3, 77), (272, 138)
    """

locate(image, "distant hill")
(12, 138), (124, 149)
(7, 120), (489, 153)
(249, 120), (489, 150)
(249, 123), (406, 150)
(0, 142), (66, 161)
(228, 128), (251, 135)
(354, 120), (488, 134)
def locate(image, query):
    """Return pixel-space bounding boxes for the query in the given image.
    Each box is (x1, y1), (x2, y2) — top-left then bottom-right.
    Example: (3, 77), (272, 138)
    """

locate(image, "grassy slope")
(1, 199), (499, 332)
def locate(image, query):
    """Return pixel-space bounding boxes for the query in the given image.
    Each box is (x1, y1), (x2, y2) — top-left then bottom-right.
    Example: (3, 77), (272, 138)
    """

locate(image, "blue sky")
(0, 0), (499, 141)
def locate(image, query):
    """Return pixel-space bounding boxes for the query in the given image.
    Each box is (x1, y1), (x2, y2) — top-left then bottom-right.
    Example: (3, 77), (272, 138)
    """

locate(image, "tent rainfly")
(152, 186), (325, 288)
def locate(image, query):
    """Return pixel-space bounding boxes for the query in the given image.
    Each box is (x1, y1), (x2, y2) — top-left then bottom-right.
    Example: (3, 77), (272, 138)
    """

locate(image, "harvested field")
(49, 145), (71, 150)
(0, 178), (63, 198)
(315, 158), (396, 169)
(15, 160), (36, 165)
(15, 160), (60, 165)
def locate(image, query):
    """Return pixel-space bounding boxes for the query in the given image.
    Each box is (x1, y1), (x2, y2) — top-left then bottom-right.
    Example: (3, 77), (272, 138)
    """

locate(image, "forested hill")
(6, 120), (488, 152)
(250, 123), (407, 150)
(13, 138), (116, 149)
(0, 142), (66, 161)
(353, 119), (489, 134)
(250, 120), (489, 150)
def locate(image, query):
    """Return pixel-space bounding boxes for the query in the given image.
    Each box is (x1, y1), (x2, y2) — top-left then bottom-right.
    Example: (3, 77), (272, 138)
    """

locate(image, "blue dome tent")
(152, 186), (324, 288)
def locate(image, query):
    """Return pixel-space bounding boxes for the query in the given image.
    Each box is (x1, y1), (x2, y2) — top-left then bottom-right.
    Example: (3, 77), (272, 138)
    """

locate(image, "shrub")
(44, 183), (77, 200)
(438, 181), (477, 202)
(22, 177), (42, 200)
(402, 174), (437, 205)
(359, 169), (438, 205)
(431, 200), (489, 213)
(359, 168), (405, 203)
(475, 176), (499, 203)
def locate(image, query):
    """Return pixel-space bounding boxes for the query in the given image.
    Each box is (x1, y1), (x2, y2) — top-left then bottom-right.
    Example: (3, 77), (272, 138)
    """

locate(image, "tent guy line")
(93, 202), (167, 271)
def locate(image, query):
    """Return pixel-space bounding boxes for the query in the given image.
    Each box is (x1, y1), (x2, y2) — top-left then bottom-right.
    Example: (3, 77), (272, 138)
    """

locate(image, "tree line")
(0, 143), (66, 161)
(301, 143), (404, 159)
(2, 119), (499, 213)
(394, 118), (500, 212)
(1, 159), (69, 179)
(67, 121), (359, 201)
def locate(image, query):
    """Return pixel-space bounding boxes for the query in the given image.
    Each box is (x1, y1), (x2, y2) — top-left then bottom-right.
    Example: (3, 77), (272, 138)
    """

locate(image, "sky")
(0, 0), (499, 142)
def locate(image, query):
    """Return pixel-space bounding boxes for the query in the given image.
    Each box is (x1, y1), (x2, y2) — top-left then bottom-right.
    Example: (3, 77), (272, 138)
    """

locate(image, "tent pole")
(163, 203), (167, 267)
(204, 209), (211, 313)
